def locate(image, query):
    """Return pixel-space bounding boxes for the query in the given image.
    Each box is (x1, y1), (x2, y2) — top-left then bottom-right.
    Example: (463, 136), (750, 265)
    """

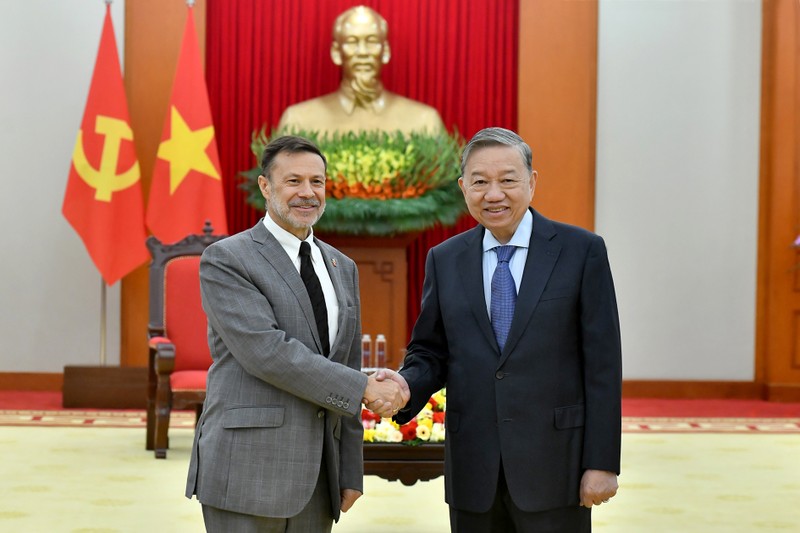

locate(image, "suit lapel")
(499, 210), (560, 366)
(250, 221), (323, 353)
(456, 226), (498, 351)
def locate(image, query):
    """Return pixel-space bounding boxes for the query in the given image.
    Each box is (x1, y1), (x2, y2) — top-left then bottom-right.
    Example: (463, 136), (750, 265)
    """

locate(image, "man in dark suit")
(185, 135), (405, 532)
(374, 127), (622, 532)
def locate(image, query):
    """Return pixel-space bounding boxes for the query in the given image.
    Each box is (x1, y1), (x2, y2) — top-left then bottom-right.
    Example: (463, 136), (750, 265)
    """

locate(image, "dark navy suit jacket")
(397, 208), (622, 513)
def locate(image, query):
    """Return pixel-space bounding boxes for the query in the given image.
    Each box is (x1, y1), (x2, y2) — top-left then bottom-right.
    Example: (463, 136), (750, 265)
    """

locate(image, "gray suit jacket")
(185, 220), (368, 521)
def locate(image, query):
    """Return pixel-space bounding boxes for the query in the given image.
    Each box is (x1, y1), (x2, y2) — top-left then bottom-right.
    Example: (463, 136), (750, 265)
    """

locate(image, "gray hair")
(460, 127), (533, 176)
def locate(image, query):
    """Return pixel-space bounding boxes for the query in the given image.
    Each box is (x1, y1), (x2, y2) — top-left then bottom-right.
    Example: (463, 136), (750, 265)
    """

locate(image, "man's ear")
(258, 175), (270, 201)
(382, 42), (391, 64)
(331, 42), (342, 66)
(458, 176), (467, 197)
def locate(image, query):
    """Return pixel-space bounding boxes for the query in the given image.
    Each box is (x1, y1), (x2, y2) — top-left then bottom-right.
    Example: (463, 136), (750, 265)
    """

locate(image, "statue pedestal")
(318, 233), (419, 370)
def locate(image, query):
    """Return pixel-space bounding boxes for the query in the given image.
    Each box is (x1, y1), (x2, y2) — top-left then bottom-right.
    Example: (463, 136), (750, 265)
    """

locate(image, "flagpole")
(100, 279), (107, 366)
(100, 0), (109, 368)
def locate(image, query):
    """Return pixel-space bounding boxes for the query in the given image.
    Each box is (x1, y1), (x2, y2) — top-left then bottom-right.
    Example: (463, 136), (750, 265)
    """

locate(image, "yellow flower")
(432, 390), (446, 408)
(363, 429), (375, 442)
(417, 417), (433, 430)
(416, 425), (431, 441)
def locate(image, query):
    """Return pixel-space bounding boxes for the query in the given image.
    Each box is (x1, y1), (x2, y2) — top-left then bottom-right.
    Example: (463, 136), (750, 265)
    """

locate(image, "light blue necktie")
(491, 245), (517, 351)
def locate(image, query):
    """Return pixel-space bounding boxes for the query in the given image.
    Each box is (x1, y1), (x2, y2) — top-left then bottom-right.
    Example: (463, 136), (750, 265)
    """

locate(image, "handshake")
(362, 369), (410, 418)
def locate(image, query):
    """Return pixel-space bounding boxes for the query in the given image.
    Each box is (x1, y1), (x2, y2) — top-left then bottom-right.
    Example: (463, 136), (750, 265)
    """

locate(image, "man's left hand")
(579, 469), (618, 507)
(340, 489), (362, 512)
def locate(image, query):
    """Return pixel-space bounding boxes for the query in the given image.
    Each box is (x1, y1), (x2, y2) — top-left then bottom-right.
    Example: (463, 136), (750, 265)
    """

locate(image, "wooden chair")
(145, 222), (226, 459)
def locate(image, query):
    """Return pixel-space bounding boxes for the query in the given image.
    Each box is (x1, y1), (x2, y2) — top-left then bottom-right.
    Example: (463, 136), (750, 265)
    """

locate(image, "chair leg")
(154, 377), (172, 459)
(145, 397), (156, 451)
(146, 352), (157, 451)
(154, 407), (170, 459)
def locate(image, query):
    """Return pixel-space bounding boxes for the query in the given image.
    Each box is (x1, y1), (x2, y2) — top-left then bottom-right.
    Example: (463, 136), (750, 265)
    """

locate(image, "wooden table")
(363, 443), (445, 486)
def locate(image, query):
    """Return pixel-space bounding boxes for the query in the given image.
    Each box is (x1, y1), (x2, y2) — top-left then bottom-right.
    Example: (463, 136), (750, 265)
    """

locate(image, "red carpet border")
(1, 409), (799, 433)
(0, 409), (196, 429)
(623, 416), (800, 434)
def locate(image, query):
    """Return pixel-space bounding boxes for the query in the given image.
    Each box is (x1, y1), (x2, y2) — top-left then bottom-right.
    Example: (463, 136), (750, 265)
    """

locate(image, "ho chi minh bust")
(277, 6), (445, 135)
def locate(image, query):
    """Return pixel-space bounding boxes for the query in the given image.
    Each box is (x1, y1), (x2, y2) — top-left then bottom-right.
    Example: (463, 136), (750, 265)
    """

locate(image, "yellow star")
(157, 106), (220, 194)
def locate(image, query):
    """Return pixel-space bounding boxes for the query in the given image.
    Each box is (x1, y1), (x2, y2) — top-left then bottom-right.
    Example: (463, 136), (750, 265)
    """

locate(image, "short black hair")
(260, 135), (327, 180)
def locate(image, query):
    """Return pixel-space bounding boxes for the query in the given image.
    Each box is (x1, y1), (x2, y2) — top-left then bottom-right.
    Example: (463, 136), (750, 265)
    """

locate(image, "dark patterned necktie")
(299, 241), (330, 356)
(491, 245), (517, 351)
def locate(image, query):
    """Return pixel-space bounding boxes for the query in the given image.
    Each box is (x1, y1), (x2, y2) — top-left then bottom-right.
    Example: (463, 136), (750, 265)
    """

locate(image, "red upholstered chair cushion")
(163, 256), (212, 373)
(148, 336), (171, 349)
(170, 370), (208, 391)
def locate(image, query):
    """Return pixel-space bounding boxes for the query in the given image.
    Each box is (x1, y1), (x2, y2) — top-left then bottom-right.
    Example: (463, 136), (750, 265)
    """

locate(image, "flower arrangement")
(362, 389), (446, 446)
(241, 128), (467, 236)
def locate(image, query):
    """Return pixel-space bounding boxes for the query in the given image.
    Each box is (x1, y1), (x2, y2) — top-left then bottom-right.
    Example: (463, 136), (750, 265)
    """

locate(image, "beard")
(266, 192), (325, 233)
(348, 67), (381, 104)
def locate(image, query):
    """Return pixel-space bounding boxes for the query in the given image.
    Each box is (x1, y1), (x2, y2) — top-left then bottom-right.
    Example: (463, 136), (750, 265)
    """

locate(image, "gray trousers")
(202, 465), (333, 533)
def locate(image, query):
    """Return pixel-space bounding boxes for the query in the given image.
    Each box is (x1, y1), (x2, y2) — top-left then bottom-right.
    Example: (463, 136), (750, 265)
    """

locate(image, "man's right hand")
(363, 372), (407, 418)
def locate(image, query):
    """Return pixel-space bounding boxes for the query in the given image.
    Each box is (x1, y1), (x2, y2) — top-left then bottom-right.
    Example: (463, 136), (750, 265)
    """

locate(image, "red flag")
(147, 6), (228, 243)
(62, 5), (149, 286)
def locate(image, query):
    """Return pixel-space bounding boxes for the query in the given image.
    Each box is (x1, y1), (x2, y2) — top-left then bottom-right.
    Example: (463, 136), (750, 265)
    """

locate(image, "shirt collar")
(337, 81), (387, 115)
(482, 209), (533, 253)
(263, 213), (315, 259)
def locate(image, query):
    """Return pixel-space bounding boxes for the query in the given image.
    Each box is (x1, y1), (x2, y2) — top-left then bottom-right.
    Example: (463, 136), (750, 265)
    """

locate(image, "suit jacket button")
(495, 371), (505, 379)
(325, 397), (332, 403)
(317, 410), (325, 419)
(337, 400), (343, 408)
(343, 402), (350, 409)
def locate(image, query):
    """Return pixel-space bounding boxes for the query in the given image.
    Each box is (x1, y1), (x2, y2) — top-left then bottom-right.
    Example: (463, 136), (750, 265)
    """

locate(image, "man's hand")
(362, 372), (405, 417)
(372, 369), (410, 405)
(579, 469), (618, 507)
(340, 489), (362, 513)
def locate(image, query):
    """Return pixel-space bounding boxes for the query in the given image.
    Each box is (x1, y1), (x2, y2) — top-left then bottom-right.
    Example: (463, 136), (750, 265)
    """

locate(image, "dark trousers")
(449, 467), (591, 533)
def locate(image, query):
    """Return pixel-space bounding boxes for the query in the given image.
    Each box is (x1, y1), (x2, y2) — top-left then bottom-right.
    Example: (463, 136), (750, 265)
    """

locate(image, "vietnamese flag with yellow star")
(62, 4), (149, 285)
(146, 6), (228, 243)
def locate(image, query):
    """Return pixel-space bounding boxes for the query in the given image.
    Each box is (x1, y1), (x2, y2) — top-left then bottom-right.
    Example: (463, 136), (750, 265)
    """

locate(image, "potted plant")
(241, 128), (467, 237)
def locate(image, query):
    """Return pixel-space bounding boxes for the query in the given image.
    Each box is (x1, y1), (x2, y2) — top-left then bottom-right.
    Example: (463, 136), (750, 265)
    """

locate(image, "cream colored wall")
(0, 1), (126, 371)
(595, 0), (761, 379)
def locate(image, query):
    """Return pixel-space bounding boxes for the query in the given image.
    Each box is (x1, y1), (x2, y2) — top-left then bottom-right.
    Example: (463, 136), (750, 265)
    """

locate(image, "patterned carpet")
(0, 409), (196, 428)
(2, 408), (799, 434)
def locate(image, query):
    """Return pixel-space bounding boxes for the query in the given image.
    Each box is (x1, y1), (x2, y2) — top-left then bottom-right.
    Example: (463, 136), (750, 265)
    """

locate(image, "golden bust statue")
(277, 6), (445, 135)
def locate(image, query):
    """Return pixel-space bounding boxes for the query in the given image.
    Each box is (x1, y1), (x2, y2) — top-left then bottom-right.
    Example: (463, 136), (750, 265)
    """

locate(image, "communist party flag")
(62, 4), (149, 286)
(146, 6), (228, 243)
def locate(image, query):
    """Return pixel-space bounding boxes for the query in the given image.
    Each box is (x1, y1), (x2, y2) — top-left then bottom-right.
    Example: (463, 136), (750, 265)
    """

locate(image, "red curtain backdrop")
(206, 0), (518, 337)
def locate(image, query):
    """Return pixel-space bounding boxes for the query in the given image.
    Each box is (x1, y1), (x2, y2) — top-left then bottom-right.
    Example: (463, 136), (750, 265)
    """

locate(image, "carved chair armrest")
(148, 336), (176, 376)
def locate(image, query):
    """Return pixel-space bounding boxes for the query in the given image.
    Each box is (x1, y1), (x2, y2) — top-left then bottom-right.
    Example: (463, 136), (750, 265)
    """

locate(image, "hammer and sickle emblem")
(72, 115), (140, 202)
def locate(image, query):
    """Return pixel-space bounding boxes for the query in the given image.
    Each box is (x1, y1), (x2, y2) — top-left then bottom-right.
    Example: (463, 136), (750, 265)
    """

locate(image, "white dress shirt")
(481, 210), (533, 319)
(263, 214), (339, 350)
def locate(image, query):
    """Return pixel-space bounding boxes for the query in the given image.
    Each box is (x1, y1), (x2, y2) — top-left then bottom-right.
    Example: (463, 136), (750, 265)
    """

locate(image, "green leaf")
(240, 128), (468, 236)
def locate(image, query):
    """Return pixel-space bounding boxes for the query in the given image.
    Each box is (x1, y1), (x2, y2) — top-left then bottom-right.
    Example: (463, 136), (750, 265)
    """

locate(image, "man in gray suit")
(186, 135), (406, 532)
(372, 127), (622, 532)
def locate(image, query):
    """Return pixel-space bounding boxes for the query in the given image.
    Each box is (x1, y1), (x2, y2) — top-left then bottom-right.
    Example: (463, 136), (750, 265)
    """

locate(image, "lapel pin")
(331, 258), (337, 267)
